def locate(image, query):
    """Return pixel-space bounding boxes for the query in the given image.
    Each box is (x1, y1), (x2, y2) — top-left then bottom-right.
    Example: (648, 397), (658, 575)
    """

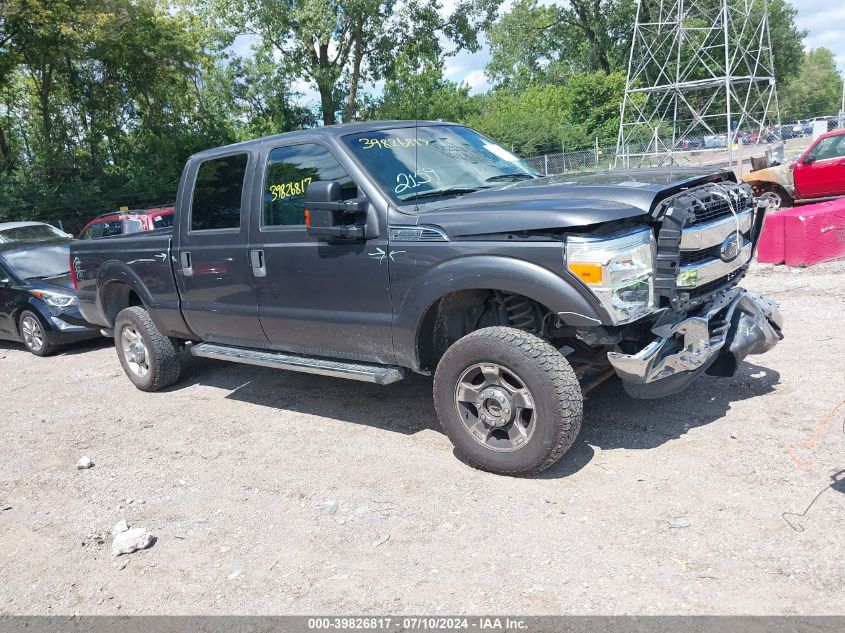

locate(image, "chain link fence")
(521, 116), (845, 176)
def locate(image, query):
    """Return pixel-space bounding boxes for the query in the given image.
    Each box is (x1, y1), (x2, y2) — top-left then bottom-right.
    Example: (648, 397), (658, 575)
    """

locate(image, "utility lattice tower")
(616, 0), (781, 168)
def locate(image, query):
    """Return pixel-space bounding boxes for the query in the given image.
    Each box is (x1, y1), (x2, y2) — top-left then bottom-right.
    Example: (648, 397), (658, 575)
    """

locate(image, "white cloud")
(795, 2), (845, 71)
(463, 69), (490, 93)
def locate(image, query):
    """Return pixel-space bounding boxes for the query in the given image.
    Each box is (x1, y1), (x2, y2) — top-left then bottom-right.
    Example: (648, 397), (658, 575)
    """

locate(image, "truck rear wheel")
(114, 306), (182, 392)
(433, 326), (583, 476)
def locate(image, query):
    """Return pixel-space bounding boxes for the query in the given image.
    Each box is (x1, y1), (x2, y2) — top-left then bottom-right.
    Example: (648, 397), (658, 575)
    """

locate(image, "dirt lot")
(1, 260), (844, 615)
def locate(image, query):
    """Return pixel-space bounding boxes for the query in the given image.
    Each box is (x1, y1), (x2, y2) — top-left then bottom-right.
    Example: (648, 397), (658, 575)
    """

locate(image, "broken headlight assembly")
(565, 227), (656, 325)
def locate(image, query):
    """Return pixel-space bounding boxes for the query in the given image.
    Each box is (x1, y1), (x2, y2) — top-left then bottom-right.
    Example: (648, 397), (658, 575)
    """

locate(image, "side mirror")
(305, 180), (377, 240)
(803, 154), (816, 165)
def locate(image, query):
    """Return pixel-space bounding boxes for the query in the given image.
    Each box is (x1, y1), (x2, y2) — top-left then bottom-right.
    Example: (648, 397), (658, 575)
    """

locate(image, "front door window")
(263, 144), (358, 227)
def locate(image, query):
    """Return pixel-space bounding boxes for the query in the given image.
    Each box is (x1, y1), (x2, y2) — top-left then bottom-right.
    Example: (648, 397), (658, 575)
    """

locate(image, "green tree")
(199, 0), (500, 126)
(564, 71), (627, 143)
(200, 46), (317, 141)
(467, 84), (570, 155)
(466, 70), (628, 155)
(487, 0), (805, 88)
(780, 48), (844, 120)
(768, 0), (806, 85)
(0, 0), (230, 227)
(485, 0), (572, 88)
(368, 52), (481, 122)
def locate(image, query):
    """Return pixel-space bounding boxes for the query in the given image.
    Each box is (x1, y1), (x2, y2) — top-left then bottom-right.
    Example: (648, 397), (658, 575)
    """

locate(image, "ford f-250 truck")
(70, 121), (783, 475)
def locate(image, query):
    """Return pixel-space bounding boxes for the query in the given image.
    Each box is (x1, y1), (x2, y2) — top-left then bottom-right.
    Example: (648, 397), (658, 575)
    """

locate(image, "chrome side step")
(190, 343), (405, 385)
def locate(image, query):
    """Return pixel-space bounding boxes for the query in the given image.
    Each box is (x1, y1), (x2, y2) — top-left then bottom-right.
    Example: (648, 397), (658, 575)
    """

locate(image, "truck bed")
(71, 228), (189, 337)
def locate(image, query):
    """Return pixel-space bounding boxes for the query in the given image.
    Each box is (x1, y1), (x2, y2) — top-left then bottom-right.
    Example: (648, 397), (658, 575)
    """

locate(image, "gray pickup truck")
(71, 121), (783, 475)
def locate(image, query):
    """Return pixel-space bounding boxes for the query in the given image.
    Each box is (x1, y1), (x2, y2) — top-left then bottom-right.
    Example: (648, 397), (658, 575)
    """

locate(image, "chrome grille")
(679, 230), (752, 265)
(686, 186), (754, 226)
(654, 181), (760, 310)
(686, 269), (744, 302)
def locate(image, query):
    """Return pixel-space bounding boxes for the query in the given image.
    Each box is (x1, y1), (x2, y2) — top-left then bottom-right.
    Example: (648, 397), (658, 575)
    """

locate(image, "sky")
(794, 0), (845, 70)
(231, 1), (842, 110)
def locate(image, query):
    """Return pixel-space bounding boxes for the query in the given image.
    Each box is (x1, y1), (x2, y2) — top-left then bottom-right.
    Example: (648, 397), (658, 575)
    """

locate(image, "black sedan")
(0, 239), (101, 356)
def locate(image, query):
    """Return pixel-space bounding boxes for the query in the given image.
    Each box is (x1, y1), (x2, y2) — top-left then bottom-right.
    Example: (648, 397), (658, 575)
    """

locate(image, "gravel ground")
(1, 260), (844, 615)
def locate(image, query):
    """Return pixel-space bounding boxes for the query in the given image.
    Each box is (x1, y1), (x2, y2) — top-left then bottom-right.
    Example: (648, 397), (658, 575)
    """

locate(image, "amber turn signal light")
(568, 263), (604, 285)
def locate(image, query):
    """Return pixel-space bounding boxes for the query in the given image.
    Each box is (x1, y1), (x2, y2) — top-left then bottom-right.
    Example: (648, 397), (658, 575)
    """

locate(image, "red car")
(792, 129), (845, 200)
(78, 206), (175, 239)
(743, 128), (845, 208)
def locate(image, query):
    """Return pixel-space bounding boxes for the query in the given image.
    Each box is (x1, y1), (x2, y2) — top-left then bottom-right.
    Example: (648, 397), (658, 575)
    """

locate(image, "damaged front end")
(604, 180), (783, 398)
(607, 288), (783, 398)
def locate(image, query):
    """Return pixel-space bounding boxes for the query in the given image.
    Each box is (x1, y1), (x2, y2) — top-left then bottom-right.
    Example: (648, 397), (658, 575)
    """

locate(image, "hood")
(25, 274), (75, 293)
(741, 163), (792, 188)
(407, 168), (737, 237)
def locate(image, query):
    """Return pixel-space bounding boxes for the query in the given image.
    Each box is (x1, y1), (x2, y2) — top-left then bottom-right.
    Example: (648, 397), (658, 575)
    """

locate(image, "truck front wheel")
(433, 327), (583, 476)
(114, 306), (182, 392)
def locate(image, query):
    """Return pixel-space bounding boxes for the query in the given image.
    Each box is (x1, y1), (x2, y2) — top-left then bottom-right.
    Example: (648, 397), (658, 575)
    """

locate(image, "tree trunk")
(319, 82), (336, 126)
(0, 123), (14, 173)
(38, 64), (54, 140)
(570, 0), (611, 74)
(344, 18), (365, 123)
(311, 41), (336, 126)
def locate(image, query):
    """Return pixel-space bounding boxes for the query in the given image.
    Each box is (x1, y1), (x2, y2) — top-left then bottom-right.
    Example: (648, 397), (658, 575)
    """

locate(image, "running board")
(190, 343), (405, 385)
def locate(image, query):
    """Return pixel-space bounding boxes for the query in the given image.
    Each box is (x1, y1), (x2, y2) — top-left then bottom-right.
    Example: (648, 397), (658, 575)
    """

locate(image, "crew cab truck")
(70, 121), (783, 476)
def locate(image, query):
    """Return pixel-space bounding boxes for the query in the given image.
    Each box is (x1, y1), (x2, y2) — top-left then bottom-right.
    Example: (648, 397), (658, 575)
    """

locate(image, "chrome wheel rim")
(21, 315), (44, 352)
(454, 362), (536, 453)
(121, 326), (150, 378)
(758, 191), (783, 210)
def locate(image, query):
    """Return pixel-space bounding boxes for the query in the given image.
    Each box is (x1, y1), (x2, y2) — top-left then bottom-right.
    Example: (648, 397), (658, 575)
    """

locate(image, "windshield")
(342, 125), (537, 205)
(0, 224), (68, 243)
(0, 242), (70, 280)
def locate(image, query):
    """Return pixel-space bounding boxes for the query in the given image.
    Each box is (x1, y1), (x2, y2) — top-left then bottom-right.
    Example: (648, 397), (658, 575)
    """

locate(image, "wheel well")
(416, 290), (551, 372)
(102, 282), (143, 326)
(751, 181), (792, 205)
(14, 306), (45, 335)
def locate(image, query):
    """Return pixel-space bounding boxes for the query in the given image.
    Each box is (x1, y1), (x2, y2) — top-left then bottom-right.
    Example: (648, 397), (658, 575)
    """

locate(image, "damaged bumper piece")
(607, 288), (783, 399)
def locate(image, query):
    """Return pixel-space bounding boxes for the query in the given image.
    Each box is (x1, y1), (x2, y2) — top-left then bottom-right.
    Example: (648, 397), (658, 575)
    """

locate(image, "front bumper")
(607, 288), (783, 399)
(44, 315), (101, 345)
(32, 301), (101, 346)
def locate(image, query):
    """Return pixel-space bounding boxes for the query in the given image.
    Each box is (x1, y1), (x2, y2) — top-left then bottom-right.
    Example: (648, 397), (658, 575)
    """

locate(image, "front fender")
(392, 254), (606, 370)
(742, 164), (794, 191)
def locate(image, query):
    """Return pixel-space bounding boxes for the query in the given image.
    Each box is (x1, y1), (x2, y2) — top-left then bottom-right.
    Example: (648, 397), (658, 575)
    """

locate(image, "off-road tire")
(433, 326), (583, 476)
(18, 310), (57, 357)
(114, 306), (182, 392)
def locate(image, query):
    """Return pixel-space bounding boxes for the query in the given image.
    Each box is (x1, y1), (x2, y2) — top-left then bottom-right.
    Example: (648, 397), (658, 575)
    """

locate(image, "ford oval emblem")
(719, 233), (742, 262)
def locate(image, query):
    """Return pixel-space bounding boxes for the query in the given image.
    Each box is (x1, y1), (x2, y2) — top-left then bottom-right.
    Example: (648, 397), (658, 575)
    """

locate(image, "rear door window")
(101, 220), (124, 237)
(125, 218), (144, 234)
(152, 214), (175, 229)
(191, 154), (249, 231)
(82, 222), (105, 239)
